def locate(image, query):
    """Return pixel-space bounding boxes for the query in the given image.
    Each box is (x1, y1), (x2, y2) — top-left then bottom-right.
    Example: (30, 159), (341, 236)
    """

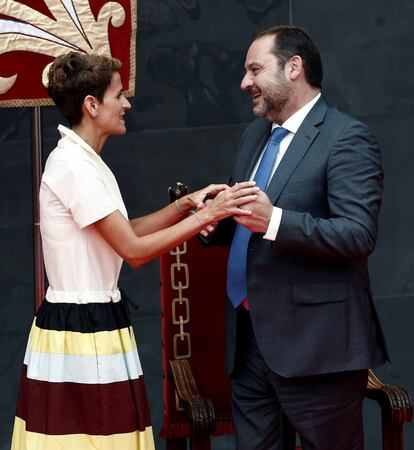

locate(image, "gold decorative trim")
(126, 0), (137, 98)
(0, 0), (137, 108)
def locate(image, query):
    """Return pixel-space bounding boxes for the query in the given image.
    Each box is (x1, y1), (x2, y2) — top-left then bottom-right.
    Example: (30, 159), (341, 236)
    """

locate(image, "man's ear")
(286, 55), (303, 81)
(84, 95), (99, 117)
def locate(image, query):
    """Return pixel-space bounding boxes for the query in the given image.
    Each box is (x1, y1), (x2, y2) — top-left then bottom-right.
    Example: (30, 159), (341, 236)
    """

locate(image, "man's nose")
(240, 73), (253, 91)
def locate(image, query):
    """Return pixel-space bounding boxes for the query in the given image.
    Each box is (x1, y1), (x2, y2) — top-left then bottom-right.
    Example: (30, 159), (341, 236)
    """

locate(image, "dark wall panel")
(368, 111), (414, 299)
(1, 0), (413, 449)
(0, 134), (35, 449)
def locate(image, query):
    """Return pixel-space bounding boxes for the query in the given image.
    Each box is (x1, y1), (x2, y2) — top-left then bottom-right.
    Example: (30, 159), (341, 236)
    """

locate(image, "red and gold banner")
(0, 0), (137, 107)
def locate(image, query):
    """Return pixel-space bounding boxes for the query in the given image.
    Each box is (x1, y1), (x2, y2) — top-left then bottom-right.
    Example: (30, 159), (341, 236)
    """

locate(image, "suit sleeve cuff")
(263, 207), (283, 241)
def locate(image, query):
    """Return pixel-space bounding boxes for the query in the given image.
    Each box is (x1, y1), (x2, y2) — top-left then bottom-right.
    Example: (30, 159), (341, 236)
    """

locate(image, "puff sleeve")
(42, 157), (117, 229)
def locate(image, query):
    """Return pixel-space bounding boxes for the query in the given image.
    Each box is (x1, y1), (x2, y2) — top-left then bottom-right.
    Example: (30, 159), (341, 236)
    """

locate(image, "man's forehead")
(251, 35), (275, 51)
(245, 35), (276, 65)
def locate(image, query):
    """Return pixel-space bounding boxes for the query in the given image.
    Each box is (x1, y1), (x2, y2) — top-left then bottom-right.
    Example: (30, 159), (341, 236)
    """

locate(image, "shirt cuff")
(263, 207), (283, 241)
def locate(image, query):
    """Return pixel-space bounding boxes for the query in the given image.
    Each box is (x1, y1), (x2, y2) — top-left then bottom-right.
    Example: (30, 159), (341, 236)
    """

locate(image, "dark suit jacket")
(215, 97), (388, 378)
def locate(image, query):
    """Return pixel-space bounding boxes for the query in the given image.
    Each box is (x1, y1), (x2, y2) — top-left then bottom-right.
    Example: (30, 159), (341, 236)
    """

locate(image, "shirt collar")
(271, 92), (321, 134)
(57, 124), (100, 157)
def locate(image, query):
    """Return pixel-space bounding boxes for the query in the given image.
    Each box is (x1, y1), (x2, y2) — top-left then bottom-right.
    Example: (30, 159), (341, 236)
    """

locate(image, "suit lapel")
(266, 98), (328, 203)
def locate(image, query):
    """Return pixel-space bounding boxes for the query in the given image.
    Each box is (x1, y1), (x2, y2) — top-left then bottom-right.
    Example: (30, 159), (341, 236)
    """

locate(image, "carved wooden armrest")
(169, 359), (216, 434)
(366, 369), (413, 424)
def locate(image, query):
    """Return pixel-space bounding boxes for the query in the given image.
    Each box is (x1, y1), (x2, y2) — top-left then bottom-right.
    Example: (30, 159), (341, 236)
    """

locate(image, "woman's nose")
(123, 97), (132, 110)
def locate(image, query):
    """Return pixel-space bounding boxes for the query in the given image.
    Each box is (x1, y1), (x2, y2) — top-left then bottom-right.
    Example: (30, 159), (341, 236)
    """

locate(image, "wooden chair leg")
(367, 369), (412, 450)
(382, 419), (404, 450)
(190, 432), (212, 450)
(168, 360), (216, 450)
(167, 438), (187, 450)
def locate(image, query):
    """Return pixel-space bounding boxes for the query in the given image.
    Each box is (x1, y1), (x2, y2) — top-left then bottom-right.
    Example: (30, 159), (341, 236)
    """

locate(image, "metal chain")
(170, 241), (192, 360)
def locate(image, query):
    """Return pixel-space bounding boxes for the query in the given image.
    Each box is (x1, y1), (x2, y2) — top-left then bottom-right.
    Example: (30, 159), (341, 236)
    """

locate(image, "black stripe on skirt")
(35, 299), (132, 332)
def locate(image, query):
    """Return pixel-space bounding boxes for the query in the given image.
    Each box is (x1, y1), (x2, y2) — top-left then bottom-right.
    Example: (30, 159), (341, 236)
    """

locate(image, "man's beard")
(252, 79), (292, 121)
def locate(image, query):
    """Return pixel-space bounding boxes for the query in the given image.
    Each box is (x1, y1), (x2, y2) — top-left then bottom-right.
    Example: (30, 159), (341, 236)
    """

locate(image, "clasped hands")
(185, 182), (273, 237)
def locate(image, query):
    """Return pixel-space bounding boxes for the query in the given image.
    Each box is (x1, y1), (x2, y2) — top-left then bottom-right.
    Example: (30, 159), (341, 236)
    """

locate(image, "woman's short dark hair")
(47, 52), (121, 127)
(255, 26), (323, 88)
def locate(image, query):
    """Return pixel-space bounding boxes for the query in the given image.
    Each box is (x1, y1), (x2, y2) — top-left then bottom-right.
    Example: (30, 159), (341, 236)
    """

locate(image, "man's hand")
(234, 190), (273, 233)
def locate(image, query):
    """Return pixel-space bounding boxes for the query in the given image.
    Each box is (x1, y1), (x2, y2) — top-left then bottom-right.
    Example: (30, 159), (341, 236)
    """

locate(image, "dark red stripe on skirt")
(15, 365), (152, 435)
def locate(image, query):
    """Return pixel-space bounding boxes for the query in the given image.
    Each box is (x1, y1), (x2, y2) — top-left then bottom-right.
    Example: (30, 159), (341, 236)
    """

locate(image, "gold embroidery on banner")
(0, 0), (137, 106)
(169, 241), (192, 361)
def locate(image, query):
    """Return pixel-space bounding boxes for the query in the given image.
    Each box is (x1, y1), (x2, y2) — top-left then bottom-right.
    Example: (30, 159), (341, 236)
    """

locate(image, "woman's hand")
(197, 181), (259, 224)
(197, 198), (218, 238)
(179, 183), (230, 212)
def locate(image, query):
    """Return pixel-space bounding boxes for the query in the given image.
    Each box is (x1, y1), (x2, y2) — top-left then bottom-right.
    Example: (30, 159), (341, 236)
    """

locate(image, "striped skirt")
(11, 299), (155, 450)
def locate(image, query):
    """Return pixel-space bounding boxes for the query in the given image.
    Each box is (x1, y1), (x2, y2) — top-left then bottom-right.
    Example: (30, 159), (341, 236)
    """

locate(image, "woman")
(11, 52), (257, 450)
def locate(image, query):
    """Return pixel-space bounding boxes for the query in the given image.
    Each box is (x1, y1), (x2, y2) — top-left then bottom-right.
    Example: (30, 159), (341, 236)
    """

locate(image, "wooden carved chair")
(159, 183), (413, 450)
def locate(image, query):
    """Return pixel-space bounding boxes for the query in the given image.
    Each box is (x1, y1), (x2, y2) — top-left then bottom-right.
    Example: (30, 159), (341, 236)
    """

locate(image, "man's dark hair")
(47, 52), (121, 127)
(255, 25), (323, 88)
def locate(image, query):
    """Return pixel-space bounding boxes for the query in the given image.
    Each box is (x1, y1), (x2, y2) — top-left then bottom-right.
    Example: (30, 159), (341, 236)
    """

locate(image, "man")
(208, 25), (388, 450)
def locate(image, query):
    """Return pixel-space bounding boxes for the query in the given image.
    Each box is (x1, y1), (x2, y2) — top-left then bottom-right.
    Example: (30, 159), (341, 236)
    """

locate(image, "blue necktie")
(227, 127), (289, 308)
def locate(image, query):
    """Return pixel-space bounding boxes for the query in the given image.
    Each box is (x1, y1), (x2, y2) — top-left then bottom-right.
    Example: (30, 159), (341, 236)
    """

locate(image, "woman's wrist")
(181, 195), (198, 213)
(175, 195), (213, 227)
(174, 197), (192, 215)
(174, 199), (185, 215)
(189, 210), (204, 227)
(193, 208), (212, 227)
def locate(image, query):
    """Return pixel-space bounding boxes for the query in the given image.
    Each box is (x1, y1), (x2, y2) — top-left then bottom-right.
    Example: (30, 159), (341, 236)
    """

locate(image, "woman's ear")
(84, 95), (98, 118)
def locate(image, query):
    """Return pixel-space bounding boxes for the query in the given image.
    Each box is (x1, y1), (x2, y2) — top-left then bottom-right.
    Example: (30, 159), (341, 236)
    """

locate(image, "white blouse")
(40, 125), (128, 304)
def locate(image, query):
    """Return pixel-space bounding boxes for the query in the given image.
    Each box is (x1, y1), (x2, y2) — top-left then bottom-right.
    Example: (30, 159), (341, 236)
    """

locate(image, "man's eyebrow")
(246, 61), (261, 69)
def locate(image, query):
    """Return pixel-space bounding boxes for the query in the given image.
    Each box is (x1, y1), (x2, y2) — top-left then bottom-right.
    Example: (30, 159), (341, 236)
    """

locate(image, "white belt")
(45, 287), (121, 304)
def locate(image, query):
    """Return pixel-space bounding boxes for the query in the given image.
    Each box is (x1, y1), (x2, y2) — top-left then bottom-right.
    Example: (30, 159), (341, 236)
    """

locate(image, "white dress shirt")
(250, 93), (322, 240)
